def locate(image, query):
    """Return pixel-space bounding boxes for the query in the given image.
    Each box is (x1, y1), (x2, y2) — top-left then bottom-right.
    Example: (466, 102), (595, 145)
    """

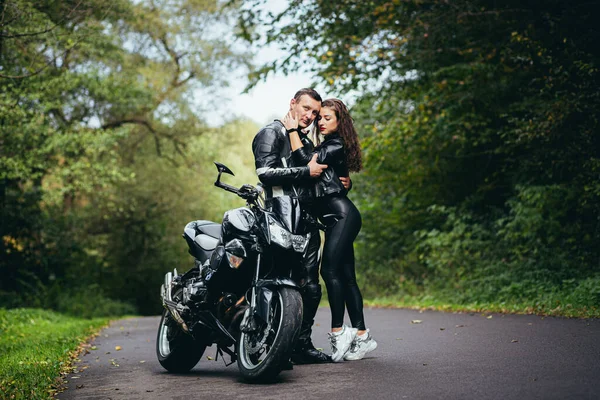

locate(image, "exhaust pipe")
(161, 270), (189, 333)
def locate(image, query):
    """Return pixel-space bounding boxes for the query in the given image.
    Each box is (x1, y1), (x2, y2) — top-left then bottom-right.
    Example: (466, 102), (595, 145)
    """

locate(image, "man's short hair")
(293, 88), (322, 102)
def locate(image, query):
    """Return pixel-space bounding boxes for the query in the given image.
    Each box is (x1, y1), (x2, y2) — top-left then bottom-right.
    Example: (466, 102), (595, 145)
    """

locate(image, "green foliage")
(0, 1), (253, 316)
(90, 119), (260, 314)
(240, 0), (600, 314)
(0, 308), (108, 399)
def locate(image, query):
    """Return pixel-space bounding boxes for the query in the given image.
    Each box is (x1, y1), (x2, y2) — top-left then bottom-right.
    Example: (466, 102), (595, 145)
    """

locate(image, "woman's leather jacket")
(291, 132), (348, 197)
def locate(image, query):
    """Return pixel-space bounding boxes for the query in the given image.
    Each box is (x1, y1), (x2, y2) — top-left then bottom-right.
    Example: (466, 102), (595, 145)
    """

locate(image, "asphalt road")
(58, 307), (600, 400)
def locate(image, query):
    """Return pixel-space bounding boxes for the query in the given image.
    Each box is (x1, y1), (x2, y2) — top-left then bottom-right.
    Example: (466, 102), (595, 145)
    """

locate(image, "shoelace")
(328, 333), (338, 352)
(348, 337), (358, 352)
(349, 334), (369, 353)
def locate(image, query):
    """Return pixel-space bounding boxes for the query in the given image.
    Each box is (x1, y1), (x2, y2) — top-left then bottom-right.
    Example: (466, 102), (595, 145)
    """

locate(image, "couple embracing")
(252, 88), (377, 364)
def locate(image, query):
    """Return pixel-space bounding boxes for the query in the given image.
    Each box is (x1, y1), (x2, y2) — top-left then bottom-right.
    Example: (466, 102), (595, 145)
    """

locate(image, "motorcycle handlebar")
(215, 181), (263, 203)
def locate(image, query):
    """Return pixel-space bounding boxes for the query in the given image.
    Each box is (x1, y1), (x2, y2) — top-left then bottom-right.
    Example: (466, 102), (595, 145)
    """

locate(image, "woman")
(283, 98), (377, 362)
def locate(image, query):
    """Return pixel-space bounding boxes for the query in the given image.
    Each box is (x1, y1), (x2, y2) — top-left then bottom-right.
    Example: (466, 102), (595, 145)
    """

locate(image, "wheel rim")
(238, 293), (284, 370)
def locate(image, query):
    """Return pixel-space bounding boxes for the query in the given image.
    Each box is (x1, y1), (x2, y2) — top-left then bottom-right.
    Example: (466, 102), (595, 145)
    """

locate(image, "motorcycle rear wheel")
(156, 293), (206, 373)
(236, 287), (303, 382)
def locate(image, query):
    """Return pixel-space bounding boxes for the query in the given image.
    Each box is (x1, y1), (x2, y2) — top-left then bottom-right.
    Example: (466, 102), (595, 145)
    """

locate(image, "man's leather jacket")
(252, 120), (316, 202)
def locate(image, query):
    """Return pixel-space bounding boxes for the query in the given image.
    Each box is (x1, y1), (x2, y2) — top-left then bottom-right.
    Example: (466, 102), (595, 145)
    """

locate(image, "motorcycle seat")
(183, 220), (221, 253)
(196, 223), (221, 239)
(194, 234), (219, 251)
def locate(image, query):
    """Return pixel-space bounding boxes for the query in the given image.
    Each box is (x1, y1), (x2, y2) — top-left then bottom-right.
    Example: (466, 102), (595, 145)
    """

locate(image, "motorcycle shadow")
(157, 367), (293, 385)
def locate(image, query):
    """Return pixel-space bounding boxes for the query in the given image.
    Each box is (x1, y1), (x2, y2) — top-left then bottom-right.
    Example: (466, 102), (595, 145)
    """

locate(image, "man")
(252, 88), (332, 364)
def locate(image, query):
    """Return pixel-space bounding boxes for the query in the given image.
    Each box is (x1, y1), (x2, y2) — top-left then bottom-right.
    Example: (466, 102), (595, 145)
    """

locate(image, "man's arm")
(340, 176), (352, 191)
(253, 127), (320, 186)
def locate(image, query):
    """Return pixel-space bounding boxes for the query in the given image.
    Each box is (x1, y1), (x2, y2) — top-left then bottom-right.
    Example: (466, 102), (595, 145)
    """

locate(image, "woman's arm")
(283, 111), (313, 165)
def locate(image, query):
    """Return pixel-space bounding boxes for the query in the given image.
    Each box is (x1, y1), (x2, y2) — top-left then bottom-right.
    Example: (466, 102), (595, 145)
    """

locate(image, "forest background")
(1, 0), (599, 318)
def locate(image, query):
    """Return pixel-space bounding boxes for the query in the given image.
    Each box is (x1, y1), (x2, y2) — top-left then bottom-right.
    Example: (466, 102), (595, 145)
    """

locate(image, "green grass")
(363, 295), (600, 319)
(0, 308), (109, 400)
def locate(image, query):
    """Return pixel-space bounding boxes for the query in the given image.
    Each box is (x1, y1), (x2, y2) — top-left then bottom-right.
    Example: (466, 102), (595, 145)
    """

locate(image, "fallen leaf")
(90, 346), (98, 350)
(423, 363), (428, 366)
(411, 320), (423, 324)
(486, 316), (493, 319)
(440, 328), (446, 331)
(76, 385), (84, 389)
(455, 324), (465, 328)
(316, 348), (324, 351)
(511, 339), (519, 343)
(206, 356), (213, 360)
(115, 346), (122, 351)
(139, 360), (146, 364)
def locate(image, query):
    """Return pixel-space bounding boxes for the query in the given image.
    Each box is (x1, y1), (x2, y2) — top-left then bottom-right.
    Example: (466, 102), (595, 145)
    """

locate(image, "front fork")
(240, 253), (299, 333)
(240, 253), (261, 332)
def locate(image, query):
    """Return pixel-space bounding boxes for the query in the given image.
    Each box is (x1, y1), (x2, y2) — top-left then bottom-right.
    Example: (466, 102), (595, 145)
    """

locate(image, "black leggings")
(319, 195), (366, 331)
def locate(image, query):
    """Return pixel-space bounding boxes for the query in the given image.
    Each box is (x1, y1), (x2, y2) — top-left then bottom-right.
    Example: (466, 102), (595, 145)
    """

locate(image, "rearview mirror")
(214, 162), (235, 176)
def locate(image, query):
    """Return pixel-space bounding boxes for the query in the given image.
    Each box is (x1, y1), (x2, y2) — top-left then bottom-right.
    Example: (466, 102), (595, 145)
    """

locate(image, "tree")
(0, 0), (252, 314)
(237, 0), (600, 309)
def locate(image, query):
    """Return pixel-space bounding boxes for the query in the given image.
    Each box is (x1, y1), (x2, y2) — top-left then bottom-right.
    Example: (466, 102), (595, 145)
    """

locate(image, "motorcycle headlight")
(224, 239), (246, 269)
(267, 216), (310, 253)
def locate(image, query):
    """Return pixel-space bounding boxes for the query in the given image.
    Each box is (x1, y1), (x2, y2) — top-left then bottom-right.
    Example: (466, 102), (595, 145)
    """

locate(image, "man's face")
(290, 95), (321, 129)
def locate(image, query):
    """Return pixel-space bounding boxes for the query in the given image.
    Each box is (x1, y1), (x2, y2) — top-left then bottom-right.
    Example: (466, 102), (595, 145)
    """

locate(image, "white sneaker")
(328, 326), (358, 362)
(344, 329), (377, 361)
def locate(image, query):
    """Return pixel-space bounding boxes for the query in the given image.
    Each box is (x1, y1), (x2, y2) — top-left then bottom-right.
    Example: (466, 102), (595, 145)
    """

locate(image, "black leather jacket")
(252, 120), (316, 202)
(291, 132), (348, 197)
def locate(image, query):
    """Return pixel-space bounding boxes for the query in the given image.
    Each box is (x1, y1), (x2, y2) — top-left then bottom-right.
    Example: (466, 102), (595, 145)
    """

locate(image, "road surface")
(58, 307), (600, 400)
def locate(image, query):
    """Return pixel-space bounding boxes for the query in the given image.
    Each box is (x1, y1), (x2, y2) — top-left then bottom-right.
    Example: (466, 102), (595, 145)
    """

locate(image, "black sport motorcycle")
(156, 162), (310, 382)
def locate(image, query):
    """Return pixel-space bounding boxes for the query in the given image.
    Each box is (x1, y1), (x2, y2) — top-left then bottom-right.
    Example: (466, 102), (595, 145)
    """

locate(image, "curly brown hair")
(321, 98), (363, 172)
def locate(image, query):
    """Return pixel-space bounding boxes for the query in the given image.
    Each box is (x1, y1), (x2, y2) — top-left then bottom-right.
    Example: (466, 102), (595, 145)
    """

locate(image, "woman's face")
(318, 106), (338, 135)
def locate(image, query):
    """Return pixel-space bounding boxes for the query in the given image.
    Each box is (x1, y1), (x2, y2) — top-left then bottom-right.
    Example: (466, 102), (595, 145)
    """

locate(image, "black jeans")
(318, 195), (366, 331)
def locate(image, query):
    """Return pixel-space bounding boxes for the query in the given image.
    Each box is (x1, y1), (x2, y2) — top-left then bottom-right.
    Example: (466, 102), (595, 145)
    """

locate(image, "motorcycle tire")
(156, 299), (206, 373)
(236, 287), (303, 382)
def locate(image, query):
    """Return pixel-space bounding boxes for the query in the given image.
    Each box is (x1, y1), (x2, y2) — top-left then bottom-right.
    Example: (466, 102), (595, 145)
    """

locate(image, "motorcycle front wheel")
(236, 287), (303, 382)
(156, 292), (206, 373)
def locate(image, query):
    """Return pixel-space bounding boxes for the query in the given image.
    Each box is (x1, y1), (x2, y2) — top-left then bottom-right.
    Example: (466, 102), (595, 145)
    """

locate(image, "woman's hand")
(283, 109), (299, 131)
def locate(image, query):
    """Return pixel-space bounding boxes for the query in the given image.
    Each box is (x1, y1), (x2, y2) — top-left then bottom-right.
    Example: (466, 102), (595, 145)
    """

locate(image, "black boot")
(291, 340), (331, 364)
(291, 282), (331, 364)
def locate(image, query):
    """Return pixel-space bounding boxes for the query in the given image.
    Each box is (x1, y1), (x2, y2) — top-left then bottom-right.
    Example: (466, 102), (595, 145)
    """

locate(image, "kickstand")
(217, 346), (237, 367)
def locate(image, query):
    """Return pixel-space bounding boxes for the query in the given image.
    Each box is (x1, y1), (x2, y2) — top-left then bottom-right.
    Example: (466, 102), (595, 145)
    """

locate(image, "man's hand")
(340, 176), (351, 190)
(308, 154), (327, 178)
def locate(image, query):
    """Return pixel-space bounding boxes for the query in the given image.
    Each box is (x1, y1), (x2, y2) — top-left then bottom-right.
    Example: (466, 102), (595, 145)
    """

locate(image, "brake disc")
(243, 317), (272, 355)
